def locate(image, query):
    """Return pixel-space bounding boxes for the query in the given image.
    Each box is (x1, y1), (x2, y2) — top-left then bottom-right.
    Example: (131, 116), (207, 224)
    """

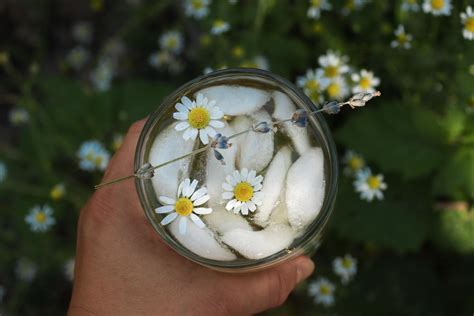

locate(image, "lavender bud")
(136, 162), (154, 179)
(211, 133), (231, 149)
(213, 149), (226, 165)
(252, 121), (272, 133)
(323, 101), (340, 114)
(291, 109), (308, 128)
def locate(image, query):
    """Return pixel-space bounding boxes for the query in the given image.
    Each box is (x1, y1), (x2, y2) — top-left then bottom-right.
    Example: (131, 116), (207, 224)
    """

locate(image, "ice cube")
(197, 85), (270, 116)
(169, 219), (236, 261)
(221, 224), (296, 260)
(149, 122), (195, 198)
(253, 146), (292, 227)
(204, 205), (253, 235)
(286, 147), (325, 230)
(272, 91), (311, 155)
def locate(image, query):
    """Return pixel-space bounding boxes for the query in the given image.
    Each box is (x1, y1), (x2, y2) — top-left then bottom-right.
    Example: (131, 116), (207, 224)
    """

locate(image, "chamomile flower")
(184, 0), (210, 20)
(211, 19), (230, 35)
(318, 50), (350, 80)
(64, 258), (75, 281)
(354, 168), (387, 202)
(50, 183), (66, 201)
(66, 46), (90, 70)
(351, 69), (380, 94)
(16, 258), (37, 282)
(25, 205), (56, 232)
(173, 93), (224, 145)
(325, 76), (349, 100)
(9, 107), (29, 125)
(391, 25), (413, 49)
(0, 161), (6, 183)
(112, 134), (124, 151)
(307, 0), (331, 19)
(460, 6), (474, 40)
(333, 254), (358, 284)
(72, 21), (93, 44)
(297, 68), (330, 103)
(343, 150), (365, 176)
(422, 0), (451, 16)
(155, 178), (213, 235)
(77, 140), (110, 171)
(159, 31), (184, 54)
(401, 0), (420, 12)
(222, 168), (264, 215)
(90, 59), (114, 91)
(308, 277), (336, 307)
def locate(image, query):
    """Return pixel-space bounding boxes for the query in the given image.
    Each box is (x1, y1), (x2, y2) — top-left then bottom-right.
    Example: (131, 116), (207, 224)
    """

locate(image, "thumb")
(226, 256), (315, 314)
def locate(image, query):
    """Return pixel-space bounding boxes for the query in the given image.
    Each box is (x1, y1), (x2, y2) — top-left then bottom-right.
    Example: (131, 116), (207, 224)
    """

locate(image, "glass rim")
(134, 68), (339, 272)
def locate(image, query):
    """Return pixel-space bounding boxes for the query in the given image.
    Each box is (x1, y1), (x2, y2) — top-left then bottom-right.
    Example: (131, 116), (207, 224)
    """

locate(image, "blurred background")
(1, 0), (473, 315)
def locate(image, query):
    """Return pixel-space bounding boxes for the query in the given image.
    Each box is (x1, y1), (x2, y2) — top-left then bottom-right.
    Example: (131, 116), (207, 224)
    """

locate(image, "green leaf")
(432, 209), (474, 254)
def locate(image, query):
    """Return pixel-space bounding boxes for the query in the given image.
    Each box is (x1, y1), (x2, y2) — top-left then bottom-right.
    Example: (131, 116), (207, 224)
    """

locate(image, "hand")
(68, 120), (315, 315)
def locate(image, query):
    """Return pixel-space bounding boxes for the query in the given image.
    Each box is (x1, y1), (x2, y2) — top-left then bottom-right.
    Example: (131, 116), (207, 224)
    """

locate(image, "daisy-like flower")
(222, 168), (264, 215)
(325, 76), (349, 100)
(72, 21), (93, 44)
(159, 31), (184, 54)
(333, 254), (358, 284)
(16, 258), (37, 282)
(149, 50), (173, 70)
(354, 168), (387, 202)
(25, 205), (56, 232)
(401, 0), (420, 12)
(0, 161), (7, 183)
(297, 68), (330, 103)
(342, 150), (365, 176)
(90, 59), (114, 92)
(391, 25), (413, 49)
(308, 277), (336, 307)
(77, 140), (110, 171)
(155, 178), (213, 235)
(184, 0), (210, 20)
(64, 258), (75, 281)
(422, 0), (451, 16)
(211, 19), (230, 35)
(173, 93), (224, 145)
(50, 183), (66, 201)
(66, 46), (90, 70)
(351, 69), (380, 94)
(9, 107), (29, 125)
(318, 50), (350, 80)
(460, 6), (474, 40)
(307, 0), (331, 19)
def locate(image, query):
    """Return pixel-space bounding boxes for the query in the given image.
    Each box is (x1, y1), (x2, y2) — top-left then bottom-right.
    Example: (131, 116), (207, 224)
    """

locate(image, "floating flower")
(222, 168), (264, 215)
(297, 68), (330, 103)
(325, 76), (349, 100)
(460, 6), (474, 40)
(343, 150), (365, 175)
(354, 168), (387, 202)
(112, 134), (124, 151)
(77, 140), (110, 171)
(0, 161), (6, 183)
(25, 205), (56, 232)
(333, 254), (358, 284)
(291, 109), (308, 128)
(318, 51), (350, 80)
(401, 0), (420, 12)
(72, 21), (93, 44)
(211, 19), (230, 35)
(351, 69), (380, 94)
(422, 0), (451, 16)
(16, 258), (37, 282)
(90, 59), (114, 91)
(184, 0), (210, 19)
(173, 93), (224, 145)
(159, 31), (184, 54)
(307, 0), (331, 19)
(155, 178), (212, 235)
(66, 46), (90, 70)
(211, 133), (232, 149)
(64, 258), (75, 281)
(308, 277), (336, 307)
(50, 183), (66, 201)
(391, 25), (413, 49)
(9, 107), (29, 125)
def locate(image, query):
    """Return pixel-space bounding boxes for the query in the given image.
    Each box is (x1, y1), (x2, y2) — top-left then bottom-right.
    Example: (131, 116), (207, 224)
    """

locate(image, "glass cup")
(134, 68), (338, 272)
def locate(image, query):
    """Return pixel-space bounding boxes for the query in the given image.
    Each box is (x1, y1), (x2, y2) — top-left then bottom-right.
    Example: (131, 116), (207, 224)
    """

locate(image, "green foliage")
(433, 209), (474, 253)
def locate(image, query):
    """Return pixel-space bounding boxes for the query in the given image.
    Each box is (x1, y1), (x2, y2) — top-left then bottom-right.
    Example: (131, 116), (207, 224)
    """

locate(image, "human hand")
(68, 120), (315, 315)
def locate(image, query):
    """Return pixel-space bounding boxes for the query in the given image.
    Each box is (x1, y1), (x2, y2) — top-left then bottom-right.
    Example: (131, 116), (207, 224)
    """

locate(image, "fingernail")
(296, 257), (315, 283)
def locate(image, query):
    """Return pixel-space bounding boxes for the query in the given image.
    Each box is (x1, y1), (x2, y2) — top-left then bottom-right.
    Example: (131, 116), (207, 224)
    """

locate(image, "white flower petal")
(199, 128), (209, 145)
(173, 112), (188, 120)
(193, 194), (210, 206)
(225, 199), (238, 211)
(253, 183), (263, 191)
(233, 170), (241, 183)
(247, 200), (257, 212)
(186, 179), (199, 197)
(247, 169), (257, 183)
(222, 182), (234, 192)
(161, 212), (178, 225)
(193, 207), (213, 214)
(159, 196), (176, 206)
(250, 175), (263, 186)
(181, 178), (191, 197)
(203, 126), (217, 138)
(175, 121), (190, 131)
(210, 108), (224, 119)
(181, 96), (193, 109)
(191, 187), (208, 201)
(241, 203), (249, 215)
(190, 213), (205, 228)
(209, 120), (224, 128)
(222, 191), (234, 199)
(155, 205), (175, 214)
(179, 216), (188, 235)
(226, 174), (237, 186)
(175, 103), (189, 113)
(183, 127), (198, 141)
(241, 168), (249, 182)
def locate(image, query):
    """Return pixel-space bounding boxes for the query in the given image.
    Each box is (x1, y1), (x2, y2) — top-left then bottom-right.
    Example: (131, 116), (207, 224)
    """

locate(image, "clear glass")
(134, 68), (338, 272)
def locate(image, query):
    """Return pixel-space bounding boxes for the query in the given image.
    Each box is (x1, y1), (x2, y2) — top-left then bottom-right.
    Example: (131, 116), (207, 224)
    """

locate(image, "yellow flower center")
(407, 0), (416, 4)
(234, 182), (254, 202)
(309, 90), (321, 102)
(192, 0), (204, 9)
(188, 107), (210, 129)
(367, 176), (381, 189)
(465, 17), (474, 33)
(342, 257), (353, 269)
(240, 61), (258, 68)
(320, 285), (331, 295)
(94, 156), (103, 167)
(232, 46), (245, 58)
(214, 20), (225, 28)
(36, 212), (46, 223)
(310, 0), (321, 7)
(359, 77), (372, 90)
(431, 0), (444, 10)
(166, 38), (178, 49)
(324, 65), (338, 78)
(327, 82), (341, 98)
(349, 157), (363, 171)
(50, 186), (64, 200)
(175, 198), (193, 216)
(345, 0), (355, 10)
(397, 33), (408, 44)
(304, 79), (319, 91)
